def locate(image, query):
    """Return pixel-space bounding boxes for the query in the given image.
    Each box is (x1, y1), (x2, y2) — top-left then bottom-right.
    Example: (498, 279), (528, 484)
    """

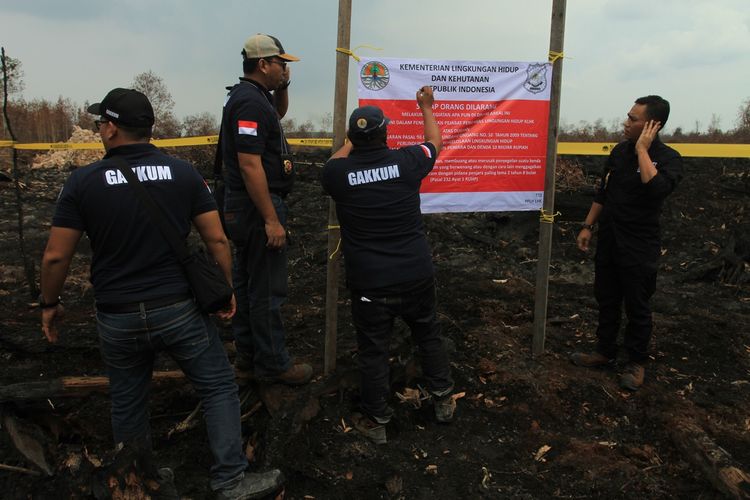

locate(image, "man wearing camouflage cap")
(220, 34), (312, 386)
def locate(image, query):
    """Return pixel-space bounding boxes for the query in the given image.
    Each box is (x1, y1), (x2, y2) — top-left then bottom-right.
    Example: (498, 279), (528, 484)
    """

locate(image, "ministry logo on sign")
(360, 61), (390, 91)
(523, 63), (548, 94)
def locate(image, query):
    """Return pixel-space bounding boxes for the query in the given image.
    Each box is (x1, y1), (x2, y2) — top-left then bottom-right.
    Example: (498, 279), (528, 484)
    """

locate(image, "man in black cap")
(220, 33), (312, 385)
(321, 86), (455, 445)
(40, 88), (283, 498)
(570, 95), (683, 391)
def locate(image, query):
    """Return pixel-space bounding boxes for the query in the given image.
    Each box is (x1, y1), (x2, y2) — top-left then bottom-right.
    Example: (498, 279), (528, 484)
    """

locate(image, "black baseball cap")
(87, 88), (155, 128)
(348, 105), (390, 137)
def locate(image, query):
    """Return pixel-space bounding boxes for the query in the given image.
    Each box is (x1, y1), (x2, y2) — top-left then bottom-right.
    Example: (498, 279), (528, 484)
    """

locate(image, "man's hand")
(40, 226), (80, 344)
(636, 120), (661, 153)
(265, 221), (287, 250)
(577, 228), (592, 252)
(279, 65), (291, 90)
(416, 86), (434, 109)
(276, 64), (292, 92)
(215, 294), (237, 321)
(417, 85), (442, 154)
(41, 304), (64, 343)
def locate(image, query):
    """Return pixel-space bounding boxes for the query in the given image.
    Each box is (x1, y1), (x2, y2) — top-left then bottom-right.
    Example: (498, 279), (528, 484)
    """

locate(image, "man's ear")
(101, 121), (116, 141)
(109, 122), (120, 140)
(258, 58), (270, 76)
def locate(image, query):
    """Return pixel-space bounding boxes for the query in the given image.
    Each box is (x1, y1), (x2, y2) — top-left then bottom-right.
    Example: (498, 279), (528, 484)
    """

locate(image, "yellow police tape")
(1, 136), (327, 150)
(288, 138), (334, 147)
(1, 137), (748, 158)
(3, 135), (219, 150)
(557, 142), (750, 158)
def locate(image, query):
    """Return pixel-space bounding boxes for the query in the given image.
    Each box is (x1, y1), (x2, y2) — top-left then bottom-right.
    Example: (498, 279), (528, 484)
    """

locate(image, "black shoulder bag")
(111, 157), (233, 314)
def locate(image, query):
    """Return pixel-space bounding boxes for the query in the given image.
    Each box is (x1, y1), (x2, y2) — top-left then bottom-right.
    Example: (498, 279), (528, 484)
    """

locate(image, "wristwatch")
(580, 223), (595, 231)
(38, 294), (61, 309)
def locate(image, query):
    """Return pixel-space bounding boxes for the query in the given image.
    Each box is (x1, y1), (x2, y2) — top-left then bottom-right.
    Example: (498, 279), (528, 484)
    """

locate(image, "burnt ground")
(0, 153), (748, 499)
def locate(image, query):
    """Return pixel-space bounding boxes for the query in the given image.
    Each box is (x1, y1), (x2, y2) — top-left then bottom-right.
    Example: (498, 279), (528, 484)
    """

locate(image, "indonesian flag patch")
(419, 144), (432, 158)
(238, 120), (258, 136)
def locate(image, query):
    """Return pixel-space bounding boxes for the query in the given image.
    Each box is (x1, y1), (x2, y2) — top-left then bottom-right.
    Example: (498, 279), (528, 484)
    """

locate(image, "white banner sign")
(357, 57), (551, 213)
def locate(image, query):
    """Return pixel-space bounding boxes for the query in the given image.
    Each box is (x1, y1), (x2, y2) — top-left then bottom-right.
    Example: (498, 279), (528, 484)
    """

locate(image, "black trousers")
(350, 278), (453, 422)
(594, 260), (657, 363)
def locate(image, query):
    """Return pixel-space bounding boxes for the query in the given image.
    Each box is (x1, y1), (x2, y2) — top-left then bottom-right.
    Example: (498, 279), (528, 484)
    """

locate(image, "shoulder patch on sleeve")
(238, 120), (258, 136)
(419, 144), (432, 158)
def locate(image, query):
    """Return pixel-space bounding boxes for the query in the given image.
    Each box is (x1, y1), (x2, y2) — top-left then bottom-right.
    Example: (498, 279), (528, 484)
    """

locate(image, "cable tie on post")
(327, 224), (341, 260)
(335, 48), (359, 62)
(335, 45), (383, 62)
(548, 51), (568, 63)
(539, 209), (561, 224)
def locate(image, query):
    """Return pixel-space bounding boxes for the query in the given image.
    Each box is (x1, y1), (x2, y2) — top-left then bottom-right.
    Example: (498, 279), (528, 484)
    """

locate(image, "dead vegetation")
(0, 154), (748, 499)
(30, 126), (103, 169)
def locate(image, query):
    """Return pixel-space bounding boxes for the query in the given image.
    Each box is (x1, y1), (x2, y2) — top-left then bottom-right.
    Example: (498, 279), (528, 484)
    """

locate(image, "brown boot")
(271, 363), (313, 386)
(620, 363), (645, 391)
(570, 351), (615, 368)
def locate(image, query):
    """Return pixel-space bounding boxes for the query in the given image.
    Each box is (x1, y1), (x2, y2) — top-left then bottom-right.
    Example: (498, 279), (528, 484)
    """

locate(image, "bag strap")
(110, 156), (192, 265)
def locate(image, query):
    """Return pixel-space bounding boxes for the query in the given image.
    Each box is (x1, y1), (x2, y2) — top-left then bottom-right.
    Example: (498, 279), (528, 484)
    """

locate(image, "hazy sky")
(2, 0), (749, 134)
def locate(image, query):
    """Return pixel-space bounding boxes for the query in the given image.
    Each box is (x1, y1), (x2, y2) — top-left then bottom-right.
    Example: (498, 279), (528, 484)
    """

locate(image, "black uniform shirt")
(52, 143), (217, 305)
(594, 137), (683, 264)
(322, 142), (437, 291)
(221, 78), (294, 196)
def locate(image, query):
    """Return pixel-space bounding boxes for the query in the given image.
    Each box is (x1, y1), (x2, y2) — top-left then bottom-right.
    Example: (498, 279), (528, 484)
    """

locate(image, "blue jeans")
(351, 278), (453, 422)
(231, 194), (292, 376)
(97, 298), (247, 491)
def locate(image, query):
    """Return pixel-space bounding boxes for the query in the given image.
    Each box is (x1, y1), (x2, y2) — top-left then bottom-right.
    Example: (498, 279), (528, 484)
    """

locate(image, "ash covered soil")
(0, 153), (748, 499)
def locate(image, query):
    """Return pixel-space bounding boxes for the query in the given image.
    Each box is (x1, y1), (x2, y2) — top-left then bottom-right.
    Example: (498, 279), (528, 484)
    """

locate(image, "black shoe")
(147, 467), (179, 500)
(434, 395), (456, 423)
(215, 470), (285, 500)
(351, 412), (387, 445)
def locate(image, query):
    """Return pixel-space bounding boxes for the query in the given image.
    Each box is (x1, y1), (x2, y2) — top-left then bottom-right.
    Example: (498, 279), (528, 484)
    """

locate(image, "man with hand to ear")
(220, 34), (313, 386)
(571, 95), (683, 391)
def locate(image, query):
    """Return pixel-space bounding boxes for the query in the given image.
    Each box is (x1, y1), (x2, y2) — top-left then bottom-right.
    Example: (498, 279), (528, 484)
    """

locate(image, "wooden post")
(532, 0), (567, 356)
(324, 0), (352, 374)
(1, 47), (38, 299)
